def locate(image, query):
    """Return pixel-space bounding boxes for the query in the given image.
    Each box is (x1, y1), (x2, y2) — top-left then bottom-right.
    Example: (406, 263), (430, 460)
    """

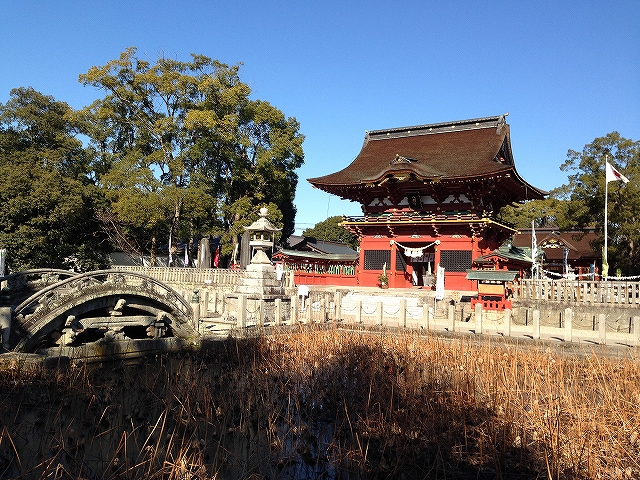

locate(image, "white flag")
(606, 161), (629, 183)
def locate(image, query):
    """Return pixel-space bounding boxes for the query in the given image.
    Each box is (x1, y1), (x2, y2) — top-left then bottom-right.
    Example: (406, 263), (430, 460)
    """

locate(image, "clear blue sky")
(2, 1), (638, 234)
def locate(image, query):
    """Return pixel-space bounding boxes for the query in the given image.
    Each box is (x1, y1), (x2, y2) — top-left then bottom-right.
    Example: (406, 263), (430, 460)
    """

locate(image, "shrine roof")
(473, 243), (533, 265)
(512, 228), (600, 261)
(308, 115), (546, 198)
(466, 270), (520, 282)
(274, 248), (359, 262)
(283, 236), (357, 255)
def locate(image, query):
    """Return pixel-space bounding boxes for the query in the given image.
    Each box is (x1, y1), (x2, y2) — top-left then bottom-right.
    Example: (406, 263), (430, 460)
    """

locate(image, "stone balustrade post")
(400, 298), (407, 328)
(202, 290), (209, 317)
(504, 308), (512, 337)
(335, 291), (342, 322)
(376, 301), (383, 326)
(449, 303), (456, 332)
(290, 294), (299, 324)
(258, 298), (265, 327)
(191, 290), (201, 331)
(599, 313), (607, 345)
(356, 300), (362, 324)
(320, 297), (327, 323)
(0, 306), (11, 351)
(306, 299), (312, 323)
(532, 310), (541, 339)
(474, 302), (482, 334)
(634, 316), (640, 347)
(274, 298), (281, 326)
(238, 294), (247, 329)
(564, 308), (573, 343)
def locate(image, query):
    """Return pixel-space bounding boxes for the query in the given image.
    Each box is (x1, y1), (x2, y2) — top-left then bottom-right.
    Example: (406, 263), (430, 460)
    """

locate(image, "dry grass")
(0, 327), (639, 479)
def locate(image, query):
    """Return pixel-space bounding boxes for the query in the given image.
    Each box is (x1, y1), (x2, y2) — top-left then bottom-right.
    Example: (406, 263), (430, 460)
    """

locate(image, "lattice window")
(363, 250), (391, 270)
(439, 250), (472, 272)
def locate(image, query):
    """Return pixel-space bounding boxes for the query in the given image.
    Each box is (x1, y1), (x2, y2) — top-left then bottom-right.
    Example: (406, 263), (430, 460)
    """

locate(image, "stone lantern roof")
(244, 208), (280, 265)
(244, 207), (281, 235)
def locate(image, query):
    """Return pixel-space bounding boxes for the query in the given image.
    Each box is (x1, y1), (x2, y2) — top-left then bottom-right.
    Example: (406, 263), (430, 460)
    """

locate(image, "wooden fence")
(515, 279), (640, 306)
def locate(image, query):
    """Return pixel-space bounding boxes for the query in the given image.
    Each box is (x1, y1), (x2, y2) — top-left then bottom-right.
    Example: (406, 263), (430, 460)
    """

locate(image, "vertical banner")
(213, 245), (220, 268)
(0, 249), (5, 277)
(531, 220), (538, 279)
(435, 265), (445, 300)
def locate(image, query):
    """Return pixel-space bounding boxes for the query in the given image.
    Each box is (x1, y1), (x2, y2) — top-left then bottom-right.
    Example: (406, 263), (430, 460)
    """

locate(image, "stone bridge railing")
(12, 270), (195, 352)
(113, 266), (244, 287)
(1, 269), (81, 293)
(15, 270), (193, 328)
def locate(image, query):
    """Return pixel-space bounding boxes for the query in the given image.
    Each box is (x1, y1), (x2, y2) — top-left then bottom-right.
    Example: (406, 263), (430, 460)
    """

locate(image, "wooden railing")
(515, 279), (640, 306)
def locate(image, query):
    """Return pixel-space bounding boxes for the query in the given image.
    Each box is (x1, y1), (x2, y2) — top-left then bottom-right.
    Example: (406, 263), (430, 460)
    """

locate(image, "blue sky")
(2, 1), (638, 234)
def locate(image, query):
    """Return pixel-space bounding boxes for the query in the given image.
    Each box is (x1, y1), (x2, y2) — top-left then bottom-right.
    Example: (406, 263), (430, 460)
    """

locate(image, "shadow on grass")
(0, 333), (568, 479)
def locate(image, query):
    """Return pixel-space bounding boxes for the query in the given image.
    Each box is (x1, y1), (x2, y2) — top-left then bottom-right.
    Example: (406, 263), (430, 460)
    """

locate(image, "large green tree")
(0, 87), (108, 272)
(302, 216), (359, 250)
(557, 132), (640, 275)
(76, 47), (304, 264)
(500, 132), (640, 275)
(498, 197), (571, 230)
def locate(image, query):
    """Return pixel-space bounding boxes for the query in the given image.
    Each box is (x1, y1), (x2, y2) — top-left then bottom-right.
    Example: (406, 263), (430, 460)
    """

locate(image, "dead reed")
(0, 327), (638, 479)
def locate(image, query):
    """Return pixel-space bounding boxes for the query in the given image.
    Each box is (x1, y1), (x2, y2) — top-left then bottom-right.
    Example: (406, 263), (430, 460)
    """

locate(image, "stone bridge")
(1, 269), (196, 354)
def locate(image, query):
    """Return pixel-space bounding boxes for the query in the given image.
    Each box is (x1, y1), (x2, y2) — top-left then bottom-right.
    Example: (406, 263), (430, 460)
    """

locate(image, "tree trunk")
(169, 199), (183, 267)
(232, 211), (241, 267)
(187, 217), (194, 268)
(150, 236), (157, 267)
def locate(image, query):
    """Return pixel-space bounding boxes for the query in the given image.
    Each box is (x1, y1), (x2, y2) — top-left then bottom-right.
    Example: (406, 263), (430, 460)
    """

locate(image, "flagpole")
(604, 155), (609, 280)
(603, 156), (630, 279)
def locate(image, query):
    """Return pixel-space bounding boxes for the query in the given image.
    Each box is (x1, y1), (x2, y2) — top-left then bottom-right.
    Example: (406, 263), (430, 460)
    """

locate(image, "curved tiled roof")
(308, 115), (546, 199)
(274, 248), (359, 262)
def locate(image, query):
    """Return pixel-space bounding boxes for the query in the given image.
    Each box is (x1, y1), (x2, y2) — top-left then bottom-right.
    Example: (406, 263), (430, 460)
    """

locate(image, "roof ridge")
(366, 114), (509, 139)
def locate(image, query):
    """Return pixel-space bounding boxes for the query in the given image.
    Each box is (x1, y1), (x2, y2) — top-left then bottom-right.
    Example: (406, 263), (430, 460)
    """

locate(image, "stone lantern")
(231, 207), (285, 298)
(244, 207), (281, 265)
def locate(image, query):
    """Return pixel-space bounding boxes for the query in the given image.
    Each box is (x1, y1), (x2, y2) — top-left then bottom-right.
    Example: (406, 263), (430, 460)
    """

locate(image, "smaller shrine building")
(273, 237), (359, 286)
(511, 227), (601, 278)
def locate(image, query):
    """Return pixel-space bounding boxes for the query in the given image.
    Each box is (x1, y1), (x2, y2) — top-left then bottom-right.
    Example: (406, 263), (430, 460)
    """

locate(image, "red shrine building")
(307, 115), (546, 291)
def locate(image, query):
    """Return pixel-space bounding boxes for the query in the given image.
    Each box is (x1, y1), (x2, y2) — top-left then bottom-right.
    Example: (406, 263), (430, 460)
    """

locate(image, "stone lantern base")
(231, 247), (286, 298)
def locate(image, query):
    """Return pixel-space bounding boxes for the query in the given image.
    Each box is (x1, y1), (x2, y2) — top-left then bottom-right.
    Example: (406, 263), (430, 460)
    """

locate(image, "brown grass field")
(0, 326), (638, 479)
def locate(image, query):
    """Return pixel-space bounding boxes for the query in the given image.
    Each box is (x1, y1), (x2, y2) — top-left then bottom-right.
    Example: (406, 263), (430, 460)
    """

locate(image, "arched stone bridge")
(2, 270), (196, 353)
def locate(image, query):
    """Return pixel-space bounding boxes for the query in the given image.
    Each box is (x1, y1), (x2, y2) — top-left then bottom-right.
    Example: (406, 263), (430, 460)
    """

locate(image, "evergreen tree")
(499, 132), (640, 275)
(558, 132), (640, 275)
(302, 216), (359, 250)
(76, 47), (304, 263)
(0, 87), (108, 271)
